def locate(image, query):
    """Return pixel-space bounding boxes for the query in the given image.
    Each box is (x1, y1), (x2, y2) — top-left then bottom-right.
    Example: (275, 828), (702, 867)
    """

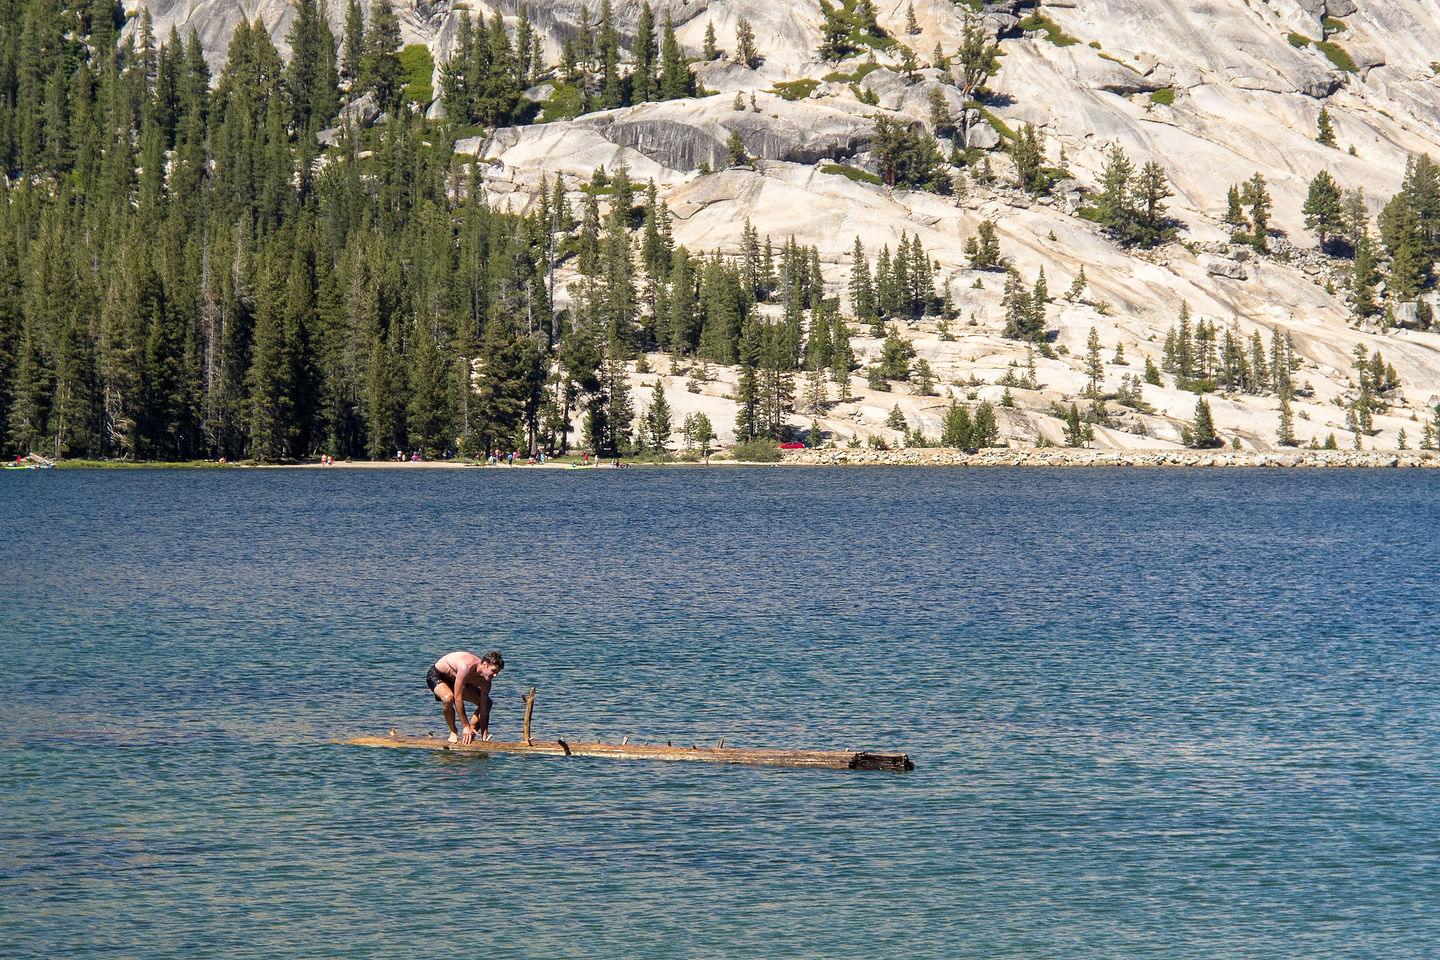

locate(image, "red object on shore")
(779, 442), (805, 450)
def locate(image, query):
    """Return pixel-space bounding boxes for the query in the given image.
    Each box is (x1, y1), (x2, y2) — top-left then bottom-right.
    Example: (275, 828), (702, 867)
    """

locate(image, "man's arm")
(453, 663), (474, 743)
(478, 683), (493, 741)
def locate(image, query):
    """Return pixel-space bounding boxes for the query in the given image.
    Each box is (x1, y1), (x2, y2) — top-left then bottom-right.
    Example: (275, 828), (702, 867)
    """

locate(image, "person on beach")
(426, 650), (504, 744)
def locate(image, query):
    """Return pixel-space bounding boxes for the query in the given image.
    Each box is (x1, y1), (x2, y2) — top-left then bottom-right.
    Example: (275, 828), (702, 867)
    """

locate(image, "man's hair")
(481, 650), (504, 670)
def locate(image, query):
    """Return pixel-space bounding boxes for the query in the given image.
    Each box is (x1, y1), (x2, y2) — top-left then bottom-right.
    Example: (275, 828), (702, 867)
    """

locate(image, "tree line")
(0, 0), (967, 460)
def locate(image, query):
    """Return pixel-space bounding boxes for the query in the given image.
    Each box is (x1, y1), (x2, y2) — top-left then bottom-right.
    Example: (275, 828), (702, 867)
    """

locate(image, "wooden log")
(337, 733), (913, 771)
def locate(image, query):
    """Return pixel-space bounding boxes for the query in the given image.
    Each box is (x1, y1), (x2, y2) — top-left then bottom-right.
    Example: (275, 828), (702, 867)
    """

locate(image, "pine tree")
(1085, 326), (1103, 395)
(1185, 397), (1218, 448)
(658, 12), (693, 99)
(362, 0), (403, 108)
(968, 219), (1001, 269)
(1063, 403), (1089, 447)
(804, 350), (828, 414)
(631, 3), (656, 104)
(972, 401), (998, 447)
(927, 87), (954, 138)
(830, 313), (854, 400)
(874, 245), (894, 325)
(1031, 268), (1047, 332)
(1303, 170), (1344, 253)
(286, 0), (340, 134)
(703, 20), (719, 61)
(726, 128), (747, 167)
(1001, 273), (1041, 341)
(1011, 123), (1044, 193)
(734, 316), (762, 440)
(407, 318), (451, 456)
(1242, 172), (1272, 251)
(342, 0), (365, 86)
(1133, 160), (1173, 247)
(879, 329), (915, 380)
(941, 400), (973, 448)
(248, 261), (297, 460)
(646, 379), (672, 451)
(1223, 184), (1249, 241)
(819, 2), (853, 61)
(1249, 331), (1269, 393)
(1316, 107), (1337, 148)
(1351, 233), (1379, 317)
(956, 12), (995, 100)
(735, 18), (760, 69)
(515, 5), (539, 87)
(1096, 142), (1136, 243)
(1340, 188), (1370, 253)
(598, 0), (623, 108)
(913, 358), (936, 396)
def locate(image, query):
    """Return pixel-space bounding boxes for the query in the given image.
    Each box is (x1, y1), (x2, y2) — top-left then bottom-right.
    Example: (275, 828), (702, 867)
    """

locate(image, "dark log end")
(849, 752), (914, 772)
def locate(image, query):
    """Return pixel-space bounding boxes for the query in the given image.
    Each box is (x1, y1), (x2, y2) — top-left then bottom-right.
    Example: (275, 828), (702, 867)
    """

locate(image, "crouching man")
(426, 650), (504, 744)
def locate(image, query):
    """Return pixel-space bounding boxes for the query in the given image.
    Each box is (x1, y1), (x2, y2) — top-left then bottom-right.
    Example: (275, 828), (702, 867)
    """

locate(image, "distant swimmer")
(426, 650), (504, 744)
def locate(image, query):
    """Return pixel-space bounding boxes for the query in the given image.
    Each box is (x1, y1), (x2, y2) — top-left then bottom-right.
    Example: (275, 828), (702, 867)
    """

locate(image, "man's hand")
(460, 726), (475, 745)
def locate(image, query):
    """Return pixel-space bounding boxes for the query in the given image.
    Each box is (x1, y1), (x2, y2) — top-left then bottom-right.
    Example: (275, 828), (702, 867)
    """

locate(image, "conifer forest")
(0, 0), (847, 461)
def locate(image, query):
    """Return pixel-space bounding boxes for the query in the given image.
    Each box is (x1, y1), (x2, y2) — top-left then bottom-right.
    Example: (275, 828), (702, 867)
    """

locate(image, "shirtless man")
(426, 650), (504, 744)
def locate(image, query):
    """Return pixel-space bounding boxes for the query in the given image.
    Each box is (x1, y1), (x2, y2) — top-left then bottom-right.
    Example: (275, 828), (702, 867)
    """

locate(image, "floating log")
(338, 732), (914, 771)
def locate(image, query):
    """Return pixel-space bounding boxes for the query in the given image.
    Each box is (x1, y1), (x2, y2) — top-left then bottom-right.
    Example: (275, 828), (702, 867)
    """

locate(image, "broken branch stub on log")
(522, 687), (536, 745)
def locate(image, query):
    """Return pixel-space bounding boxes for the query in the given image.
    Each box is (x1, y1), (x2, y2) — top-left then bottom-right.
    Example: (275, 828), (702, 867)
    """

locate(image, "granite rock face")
(126, 0), (1440, 454)
(480, 95), (874, 173)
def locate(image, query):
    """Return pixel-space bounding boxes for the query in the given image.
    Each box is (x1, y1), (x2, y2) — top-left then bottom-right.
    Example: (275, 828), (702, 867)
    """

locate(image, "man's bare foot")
(448, 732), (459, 744)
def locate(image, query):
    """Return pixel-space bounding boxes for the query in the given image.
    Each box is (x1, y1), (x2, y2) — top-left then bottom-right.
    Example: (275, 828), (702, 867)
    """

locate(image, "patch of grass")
(851, 83), (879, 105)
(1149, 87), (1175, 105)
(1076, 206), (1104, 223)
(730, 438), (783, 462)
(772, 78), (820, 101)
(1089, 40), (1101, 49)
(1317, 40), (1357, 72)
(1037, 164), (1069, 186)
(822, 62), (880, 84)
(952, 146), (985, 167)
(1098, 52), (1138, 71)
(853, 31), (896, 51)
(540, 82), (584, 122)
(1016, 14), (1079, 47)
(1287, 32), (1312, 48)
(821, 163), (884, 185)
(977, 107), (1015, 142)
(1322, 16), (1346, 33)
(399, 44), (434, 105)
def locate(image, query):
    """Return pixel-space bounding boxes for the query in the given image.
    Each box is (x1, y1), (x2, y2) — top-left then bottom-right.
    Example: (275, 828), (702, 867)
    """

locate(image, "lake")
(2, 466), (1438, 959)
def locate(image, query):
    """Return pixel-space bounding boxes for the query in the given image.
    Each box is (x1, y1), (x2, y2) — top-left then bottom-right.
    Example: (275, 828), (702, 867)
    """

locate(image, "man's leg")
(433, 680), (460, 742)
(461, 687), (492, 739)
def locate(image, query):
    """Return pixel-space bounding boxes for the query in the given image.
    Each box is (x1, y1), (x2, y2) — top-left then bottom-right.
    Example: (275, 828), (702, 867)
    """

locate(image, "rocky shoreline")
(781, 447), (1440, 468)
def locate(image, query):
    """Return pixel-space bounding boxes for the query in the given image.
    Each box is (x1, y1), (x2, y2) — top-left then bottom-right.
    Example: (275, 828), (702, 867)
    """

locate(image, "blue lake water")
(2, 466), (1438, 959)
